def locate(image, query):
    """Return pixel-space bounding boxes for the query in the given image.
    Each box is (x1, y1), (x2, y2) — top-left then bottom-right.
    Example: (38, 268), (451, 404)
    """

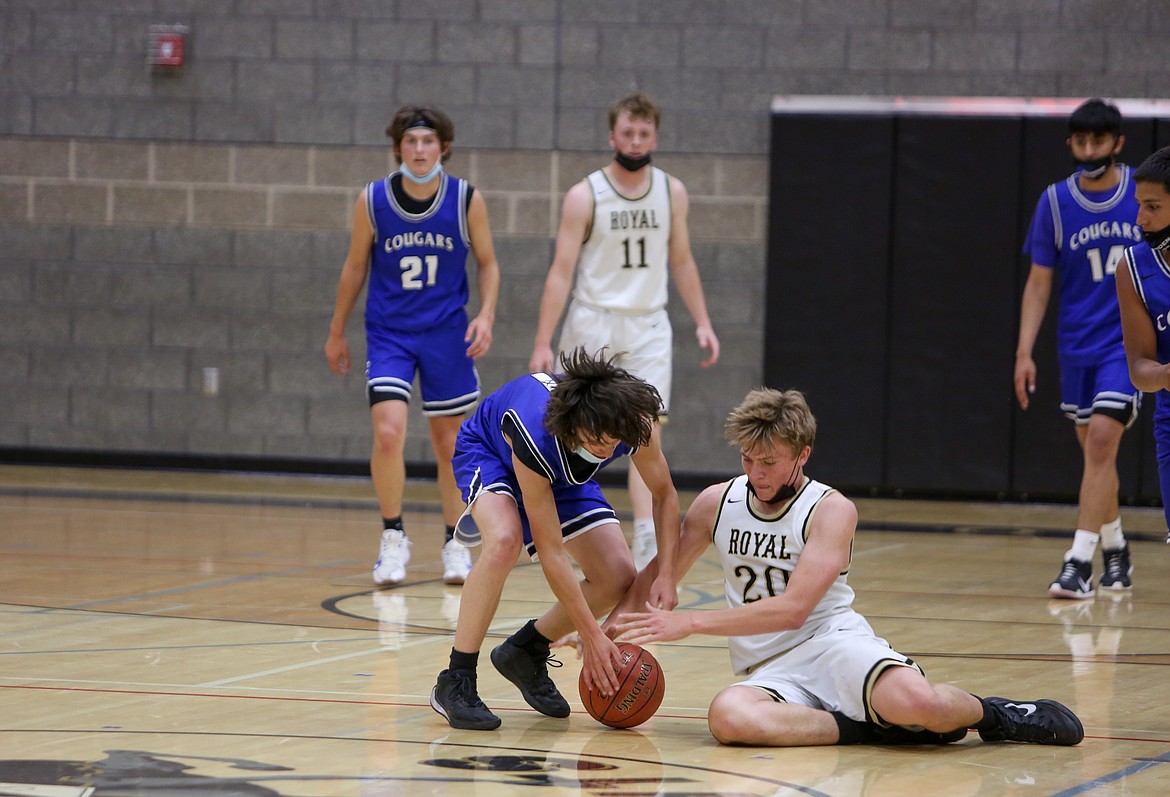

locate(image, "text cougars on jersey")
(1068, 220), (1143, 251)
(609, 209), (660, 230)
(384, 230), (455, 253)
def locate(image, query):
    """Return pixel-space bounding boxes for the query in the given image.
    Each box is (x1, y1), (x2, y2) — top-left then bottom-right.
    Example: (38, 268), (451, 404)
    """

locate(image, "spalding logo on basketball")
(578, 642), (665, 728)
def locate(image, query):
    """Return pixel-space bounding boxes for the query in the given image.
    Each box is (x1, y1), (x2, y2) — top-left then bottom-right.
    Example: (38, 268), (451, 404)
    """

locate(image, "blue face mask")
(574, 446), (608, 464)
(401, 160), (443, 184)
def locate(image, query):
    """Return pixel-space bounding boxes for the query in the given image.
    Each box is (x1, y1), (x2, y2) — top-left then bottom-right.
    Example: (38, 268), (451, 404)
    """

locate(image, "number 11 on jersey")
(621, 237), (647, 269)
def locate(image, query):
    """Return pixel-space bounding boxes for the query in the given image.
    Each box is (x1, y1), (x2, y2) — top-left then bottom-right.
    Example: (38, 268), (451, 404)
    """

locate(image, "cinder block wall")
(0, 137), (766, 477)
(1, 1), (1165, 482)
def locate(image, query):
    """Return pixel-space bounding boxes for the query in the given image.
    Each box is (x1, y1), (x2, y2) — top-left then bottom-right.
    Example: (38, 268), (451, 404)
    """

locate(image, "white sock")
(1099, 517), (1125, 550)
(633, 517), (655, 539)
(1067, 529), (1100, 563)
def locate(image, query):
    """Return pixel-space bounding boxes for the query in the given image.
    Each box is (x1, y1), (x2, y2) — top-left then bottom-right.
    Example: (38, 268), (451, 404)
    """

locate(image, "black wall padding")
(766, 108), (1164, 502)
(1010, 115), (1086, 498)
(764, 115), (894, 488)
(886, 116), (1022, 493)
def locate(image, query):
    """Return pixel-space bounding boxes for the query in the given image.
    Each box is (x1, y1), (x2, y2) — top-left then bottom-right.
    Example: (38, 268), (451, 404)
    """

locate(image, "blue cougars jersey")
(365, 172), (471, 333)
(457, 371), (634, 487)
(1024, 166), (1142, 365)
(1123, 241), (1170, 423)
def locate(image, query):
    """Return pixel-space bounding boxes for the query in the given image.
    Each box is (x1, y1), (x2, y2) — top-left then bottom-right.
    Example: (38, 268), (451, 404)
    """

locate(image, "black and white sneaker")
(977, 697), (1084, 745)
(1099, 545), (1133, 591)
(1048, 557), (1094, 599)
(430, 669), (501, 730)
(490, 640), (571, 718)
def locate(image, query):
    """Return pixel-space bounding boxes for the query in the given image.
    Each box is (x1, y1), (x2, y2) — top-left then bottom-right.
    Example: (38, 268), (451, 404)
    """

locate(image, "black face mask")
(1143, 224), (1170, 252)
(746, 458), (801, 504)
(1074, 154), (1113, 180)
(614, 152), (652, 172)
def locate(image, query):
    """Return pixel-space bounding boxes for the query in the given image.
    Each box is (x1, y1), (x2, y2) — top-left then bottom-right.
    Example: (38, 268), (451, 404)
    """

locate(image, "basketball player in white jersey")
(529, 93), (719, 572)
(611, 388), (1084, 747)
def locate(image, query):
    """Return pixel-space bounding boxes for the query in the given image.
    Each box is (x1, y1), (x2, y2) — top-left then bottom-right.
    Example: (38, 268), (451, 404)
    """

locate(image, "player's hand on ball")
(579, 631), (624, 697)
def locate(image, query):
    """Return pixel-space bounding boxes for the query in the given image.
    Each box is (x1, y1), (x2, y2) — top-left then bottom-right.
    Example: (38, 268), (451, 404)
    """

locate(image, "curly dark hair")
(385, 105), (455, 164)
(544, 347), (662, 449)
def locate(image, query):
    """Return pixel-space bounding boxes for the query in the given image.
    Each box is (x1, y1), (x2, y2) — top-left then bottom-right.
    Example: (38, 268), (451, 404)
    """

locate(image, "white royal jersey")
(573, 166), (673, 314)
(713, 474), (858, 675)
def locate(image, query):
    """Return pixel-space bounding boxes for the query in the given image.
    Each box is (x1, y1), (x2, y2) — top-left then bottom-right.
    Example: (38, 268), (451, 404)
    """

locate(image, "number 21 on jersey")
(400, 254), (438, 289)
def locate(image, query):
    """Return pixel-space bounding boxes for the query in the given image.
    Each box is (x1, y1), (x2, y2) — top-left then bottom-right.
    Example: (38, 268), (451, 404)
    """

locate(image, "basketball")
(578, 642), (665, 728)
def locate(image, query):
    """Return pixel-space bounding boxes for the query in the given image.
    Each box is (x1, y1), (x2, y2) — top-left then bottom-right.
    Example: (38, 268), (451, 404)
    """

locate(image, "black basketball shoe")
(978, 697), (1084, 745)
(430, 669), (501, 730)
(490, 640), (571, 718)
(1049, 557), (1094, 599)
(1099, 545), (1133, 591)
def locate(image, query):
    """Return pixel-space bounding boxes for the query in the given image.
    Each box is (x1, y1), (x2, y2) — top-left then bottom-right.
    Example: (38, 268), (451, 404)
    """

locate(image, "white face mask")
(401, 160), (443, 184)
(574, 446), (608, 464)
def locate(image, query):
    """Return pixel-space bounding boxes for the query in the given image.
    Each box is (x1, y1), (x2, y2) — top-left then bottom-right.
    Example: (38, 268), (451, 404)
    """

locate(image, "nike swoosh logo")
(1006, 702), (1037, 716)
(1078, 579), (1092, 591)
(728, 498), (743, 503)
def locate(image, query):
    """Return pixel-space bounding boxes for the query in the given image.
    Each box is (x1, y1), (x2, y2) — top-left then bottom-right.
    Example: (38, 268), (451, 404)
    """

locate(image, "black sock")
(511, 618), (551, 652)
(832, 712), (872, 745)
(972, 696), (997, 731)
(383, 516), (404, 534)
(445, 524), (456, 543)
(449, 648), (478, 675)
(831, 712), (959, 746)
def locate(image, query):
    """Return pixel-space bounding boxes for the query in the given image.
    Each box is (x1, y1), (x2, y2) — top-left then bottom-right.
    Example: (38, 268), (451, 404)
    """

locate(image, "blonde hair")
(724, 388), (816, 456)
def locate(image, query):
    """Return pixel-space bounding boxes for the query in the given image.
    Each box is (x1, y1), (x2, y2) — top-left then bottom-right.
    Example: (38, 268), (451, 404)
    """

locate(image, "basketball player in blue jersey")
(1014, 98), (1142, 599)
(529, 92), (720, 574)
(325, 106), (500, 589)
(612, 388), (1084, 747)
(1116, 145), (1170, 545)
(429, 348), (681, 730)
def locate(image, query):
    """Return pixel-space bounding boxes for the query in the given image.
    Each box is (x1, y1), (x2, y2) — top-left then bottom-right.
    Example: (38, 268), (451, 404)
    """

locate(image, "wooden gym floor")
(1, 463), (1168, 797)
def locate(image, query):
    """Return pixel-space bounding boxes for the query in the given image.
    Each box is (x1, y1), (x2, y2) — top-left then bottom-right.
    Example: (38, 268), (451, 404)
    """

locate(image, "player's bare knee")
(371, 424), (406, 454)
(480, 528), (523, 566)
(708, 690), (758, 745)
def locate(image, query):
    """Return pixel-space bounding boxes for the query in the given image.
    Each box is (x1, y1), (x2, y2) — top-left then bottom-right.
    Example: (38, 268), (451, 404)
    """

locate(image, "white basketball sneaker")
(373, 529), (411, 587)
(441, 538), (472, 585)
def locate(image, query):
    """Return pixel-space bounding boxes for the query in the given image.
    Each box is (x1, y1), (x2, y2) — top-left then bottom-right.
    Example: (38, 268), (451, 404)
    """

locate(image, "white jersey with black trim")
(573, 166), (672, 314)
(713, 474), (857, 675)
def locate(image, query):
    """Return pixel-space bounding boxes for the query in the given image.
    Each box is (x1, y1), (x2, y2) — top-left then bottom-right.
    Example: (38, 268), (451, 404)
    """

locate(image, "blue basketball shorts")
(451, 446), (619, 561)
(365, 313), (480, 416)
(1059, 356), (1140, 428)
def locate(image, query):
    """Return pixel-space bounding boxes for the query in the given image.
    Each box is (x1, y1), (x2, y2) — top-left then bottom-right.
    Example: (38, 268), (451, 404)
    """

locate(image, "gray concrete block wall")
(2, 1), (1168, 483)
(0, 137), (764, 478)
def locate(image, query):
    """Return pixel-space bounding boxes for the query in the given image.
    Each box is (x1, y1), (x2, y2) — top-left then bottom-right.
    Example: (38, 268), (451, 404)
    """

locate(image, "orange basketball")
(578, 642), (665, 728)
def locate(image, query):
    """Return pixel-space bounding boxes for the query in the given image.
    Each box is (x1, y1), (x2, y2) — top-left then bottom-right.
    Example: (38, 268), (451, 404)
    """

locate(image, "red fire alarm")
(148, 24), (188, 72)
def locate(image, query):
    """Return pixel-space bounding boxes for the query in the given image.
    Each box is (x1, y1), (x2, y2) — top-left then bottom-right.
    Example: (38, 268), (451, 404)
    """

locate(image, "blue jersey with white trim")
(365, 172), (471, 333)
(457, 372), (633, 486)
(1023, 166), (1142, 365)
(1123, 241), (1170, 424)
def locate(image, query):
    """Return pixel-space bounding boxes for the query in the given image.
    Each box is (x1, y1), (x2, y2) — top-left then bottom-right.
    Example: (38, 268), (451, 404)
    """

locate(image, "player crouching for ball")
(610, 388), (1084, 747)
